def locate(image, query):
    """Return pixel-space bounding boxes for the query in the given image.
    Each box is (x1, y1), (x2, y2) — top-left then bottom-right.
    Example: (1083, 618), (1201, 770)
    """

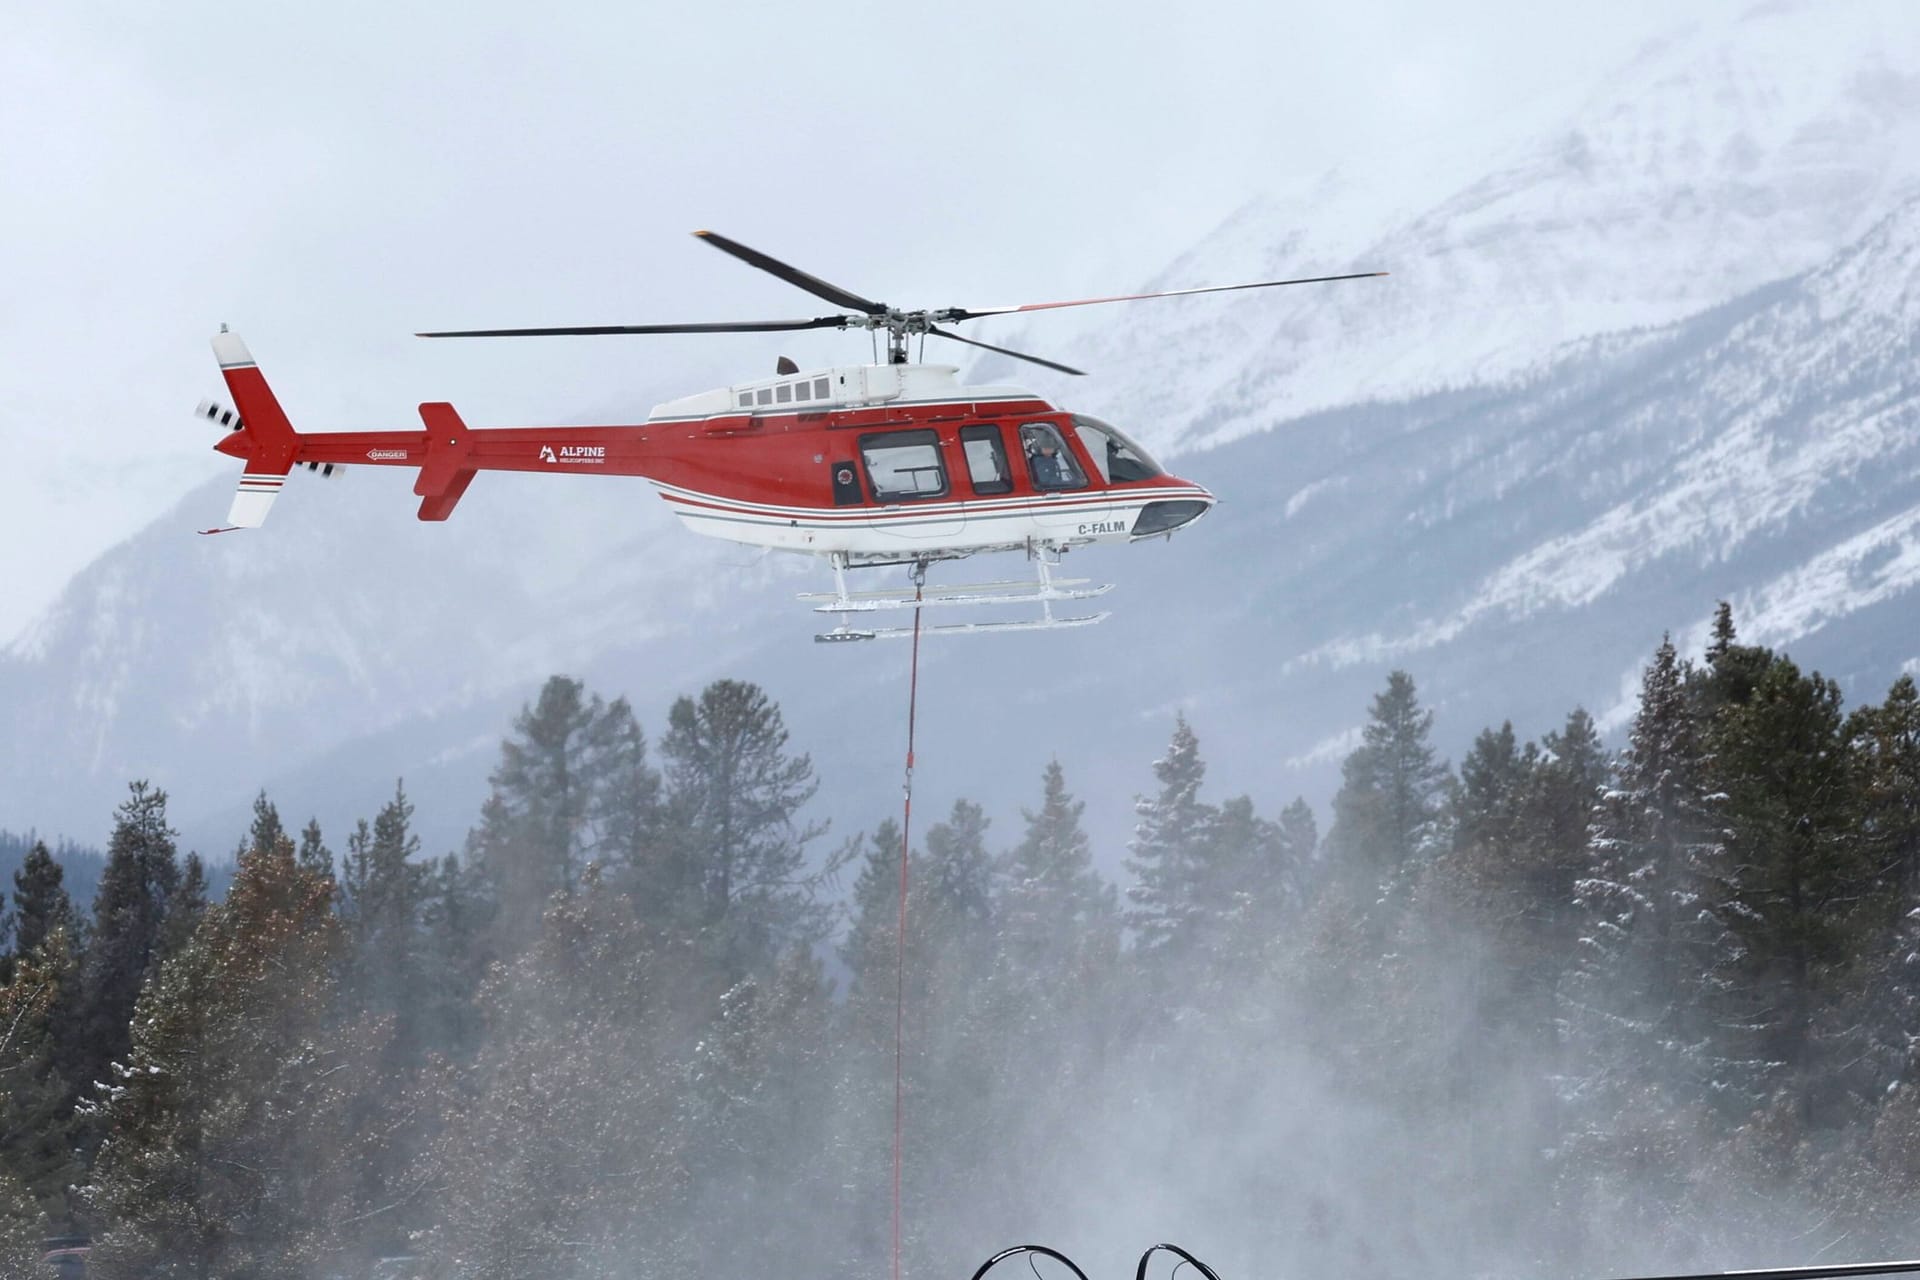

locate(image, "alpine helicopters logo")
(540, 444), (606, 465)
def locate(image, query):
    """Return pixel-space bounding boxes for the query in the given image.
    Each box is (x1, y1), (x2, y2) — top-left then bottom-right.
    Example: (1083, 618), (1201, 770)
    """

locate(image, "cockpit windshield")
(1071, 415), (1164, 483)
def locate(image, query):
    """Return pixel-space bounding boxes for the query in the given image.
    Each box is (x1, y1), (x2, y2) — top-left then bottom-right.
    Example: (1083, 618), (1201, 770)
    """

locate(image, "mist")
(13, 620), (1920, 1277)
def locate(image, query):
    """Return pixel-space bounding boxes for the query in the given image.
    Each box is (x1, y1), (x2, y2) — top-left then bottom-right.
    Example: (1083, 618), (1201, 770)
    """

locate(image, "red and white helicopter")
(201, 231), (1382, 640)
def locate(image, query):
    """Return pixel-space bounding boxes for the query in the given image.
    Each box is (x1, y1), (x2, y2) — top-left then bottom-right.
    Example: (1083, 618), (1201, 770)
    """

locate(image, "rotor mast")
(881, 310), (918, 366)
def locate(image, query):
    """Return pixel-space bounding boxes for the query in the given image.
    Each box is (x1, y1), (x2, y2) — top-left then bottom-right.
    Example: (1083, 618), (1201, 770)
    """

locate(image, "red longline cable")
(893, 568), (926, 1280)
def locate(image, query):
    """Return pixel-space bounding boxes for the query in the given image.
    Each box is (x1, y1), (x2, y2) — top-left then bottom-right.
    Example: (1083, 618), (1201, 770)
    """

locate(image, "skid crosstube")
(801, 579), (1113, 614)
(815, 612), (1110, 643)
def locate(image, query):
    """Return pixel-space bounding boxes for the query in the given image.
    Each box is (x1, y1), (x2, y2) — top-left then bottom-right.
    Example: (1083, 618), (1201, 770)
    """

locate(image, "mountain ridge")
(5, 2), (1919, 866)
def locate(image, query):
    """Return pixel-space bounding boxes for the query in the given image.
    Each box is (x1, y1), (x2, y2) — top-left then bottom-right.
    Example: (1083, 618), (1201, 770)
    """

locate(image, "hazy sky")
(0, 1), (1734, 642)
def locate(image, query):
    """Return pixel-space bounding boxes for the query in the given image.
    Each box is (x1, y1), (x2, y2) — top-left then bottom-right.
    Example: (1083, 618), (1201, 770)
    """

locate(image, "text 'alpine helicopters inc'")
(198, 231), (1384, 640)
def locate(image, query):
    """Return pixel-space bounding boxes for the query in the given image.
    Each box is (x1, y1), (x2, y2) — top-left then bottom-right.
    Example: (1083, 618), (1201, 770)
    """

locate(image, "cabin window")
(815, 377), (831, 399)
(860, 428), (949, 500)
(756, 388), (773, 406)
(1018, 422), (1086, 490)
(795, 381), (811, 402)
(1071, 414), (1163, 483)
(776, 384), (792, 403)
(961, 425), (1012, 496)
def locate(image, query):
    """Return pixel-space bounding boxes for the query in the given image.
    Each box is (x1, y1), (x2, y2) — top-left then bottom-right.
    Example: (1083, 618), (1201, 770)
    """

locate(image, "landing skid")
(808, 546), (1111, 642)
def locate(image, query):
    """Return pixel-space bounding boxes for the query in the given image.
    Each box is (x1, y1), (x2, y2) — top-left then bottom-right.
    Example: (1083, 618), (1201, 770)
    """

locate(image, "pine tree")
(918, 799), (994, 956)
(418, 852), (490, 1060)
(73, 781), (182, 1112)
(682, 948), (839, 1280)
(2, 844), (84, 1222)
(901, 800), (1007, 1274)
(660, 679), (829, 976)
(416, 869), (694, 1279)
(1209, 793), (1309, 962)
(839, 810), (979, 1069)
(998, 761), (1115, 983)
(838, 800), (1011, 1045)
(1440, 722), (1557, 1026)
(1697, 600), (1774, 715)
(1570, 637), (1720, 1094)
(296, 818), (334, 882)
(1852, 675), (1920, 899)
(9, 839), (80, 969)
(468, 677), (656, 954)
(586, 696), (664, 894)
(1422, 714), (1601, 1182)
(468, 676), (602, 951)
(340, 782), (430, 1051)
(82, 834), (371, 1278)
(1507, 708), (1610, 1027)
(1326, 670), (1451, 884)
(826, 819), (907, 1275)
(977, 766), (1124, 1256)
(1702, 655), (1866, 1118)
(1850, 676), (1920, 1098)
(0, 928), (80, 1225)
(1273, 798), (1319, 911)
(1124, 714), (1218, 962)
(839, 820), (904, 1009)
(1528, 708), (1609, 884)
(239, 790), (286, 864)
(160, 853), (209, 962)
(1451, 722), (1532, 867)
(334, 784), (440, 1265)
(0, 1167), (43, 1277)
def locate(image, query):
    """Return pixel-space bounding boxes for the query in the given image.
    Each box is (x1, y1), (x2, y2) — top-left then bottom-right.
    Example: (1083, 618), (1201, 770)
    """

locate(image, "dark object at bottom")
(970, 1243), (1222, 1280)
(968, 1244), (1920, 1280)
(40, 1236), (89, 1279)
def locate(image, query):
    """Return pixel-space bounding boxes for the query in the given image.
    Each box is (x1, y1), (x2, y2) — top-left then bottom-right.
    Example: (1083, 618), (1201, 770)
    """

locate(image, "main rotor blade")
(943, 271), (1388, 321)
(694, 230), (889, 316)
(927, 327), (1085, 377)
(417, 316), (855, 338)
(1595, 1261), (1920, 1280)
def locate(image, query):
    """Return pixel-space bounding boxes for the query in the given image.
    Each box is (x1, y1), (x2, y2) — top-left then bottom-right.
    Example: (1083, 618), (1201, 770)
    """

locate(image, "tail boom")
(207, 328), (683, 527)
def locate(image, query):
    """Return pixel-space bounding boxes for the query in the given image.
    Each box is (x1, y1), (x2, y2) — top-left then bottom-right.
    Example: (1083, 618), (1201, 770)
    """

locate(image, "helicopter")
(199, 231), (1383, 640)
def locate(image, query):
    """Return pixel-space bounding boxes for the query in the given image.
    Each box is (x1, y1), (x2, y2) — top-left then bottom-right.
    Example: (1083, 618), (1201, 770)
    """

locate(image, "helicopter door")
(960, 424), (1012, 496)
(1018, 420), (1113, 544)
(858, 427), (966, 544)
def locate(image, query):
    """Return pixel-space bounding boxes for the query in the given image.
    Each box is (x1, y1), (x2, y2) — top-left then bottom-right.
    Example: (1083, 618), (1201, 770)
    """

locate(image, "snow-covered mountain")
(5, 0), (1919, 865)
(1007, 0), (1920, 455)
(1122, 193), (1920, 770)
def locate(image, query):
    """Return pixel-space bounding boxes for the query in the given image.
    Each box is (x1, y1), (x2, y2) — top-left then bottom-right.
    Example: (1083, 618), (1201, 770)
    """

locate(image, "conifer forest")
(6, 606), (1920, 1279)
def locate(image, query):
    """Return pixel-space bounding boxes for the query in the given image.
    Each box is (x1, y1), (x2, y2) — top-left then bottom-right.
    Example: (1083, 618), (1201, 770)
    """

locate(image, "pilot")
(1030, 437), (1071, 488)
